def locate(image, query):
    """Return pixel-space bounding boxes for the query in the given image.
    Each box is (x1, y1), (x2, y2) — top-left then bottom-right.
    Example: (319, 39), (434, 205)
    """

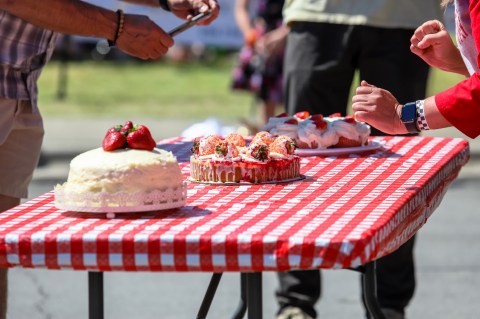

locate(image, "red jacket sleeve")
(435, 0), (480, 138)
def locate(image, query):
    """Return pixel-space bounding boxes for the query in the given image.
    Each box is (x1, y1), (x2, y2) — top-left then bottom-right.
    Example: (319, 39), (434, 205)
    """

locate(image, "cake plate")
(54, 182), (188, 218)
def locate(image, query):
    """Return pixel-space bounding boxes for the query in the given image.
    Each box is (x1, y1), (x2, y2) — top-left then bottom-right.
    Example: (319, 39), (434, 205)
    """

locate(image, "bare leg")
(0, 194), (20, 319)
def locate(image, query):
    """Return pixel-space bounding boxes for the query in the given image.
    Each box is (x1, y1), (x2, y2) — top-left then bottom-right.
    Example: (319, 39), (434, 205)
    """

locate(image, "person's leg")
(0, 196), (20, 319)
(283, 22), (357, 116)
(276, 270), (321, 319)
(358, 26), (429, 317)
(0, 98), (44, 319)
(363, 237), (416, 318)
(277, 22), (359, 319)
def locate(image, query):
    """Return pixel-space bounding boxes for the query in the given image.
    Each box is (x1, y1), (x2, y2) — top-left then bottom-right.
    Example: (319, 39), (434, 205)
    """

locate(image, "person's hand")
(351, 80), (407, 135)
(167, 0), (219, 25)
(255, 26), (288, 59)
(410, 20), (469, 76)
(116, 13), (173, 60)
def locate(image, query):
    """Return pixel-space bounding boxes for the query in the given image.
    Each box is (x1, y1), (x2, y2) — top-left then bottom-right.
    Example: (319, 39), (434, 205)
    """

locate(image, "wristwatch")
(401, 102), (420, 134)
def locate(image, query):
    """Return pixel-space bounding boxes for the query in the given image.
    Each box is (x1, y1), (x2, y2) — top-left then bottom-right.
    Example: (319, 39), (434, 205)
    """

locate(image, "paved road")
(7, 118), (480, 319)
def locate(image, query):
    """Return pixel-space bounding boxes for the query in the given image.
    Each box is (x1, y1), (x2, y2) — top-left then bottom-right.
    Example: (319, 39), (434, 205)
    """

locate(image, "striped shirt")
(0, 10), (59, 106)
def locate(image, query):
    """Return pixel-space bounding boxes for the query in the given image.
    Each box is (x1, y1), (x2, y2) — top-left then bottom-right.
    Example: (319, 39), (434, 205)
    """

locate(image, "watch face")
(401, 103), (416, 122)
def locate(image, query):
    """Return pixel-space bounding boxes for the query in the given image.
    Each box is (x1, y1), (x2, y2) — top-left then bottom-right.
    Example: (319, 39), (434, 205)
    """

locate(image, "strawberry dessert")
(261, 112), (371, 149)
(327, 114), (371, 147)
(55, 121), (186, 215)
(190, 132), (301, 183)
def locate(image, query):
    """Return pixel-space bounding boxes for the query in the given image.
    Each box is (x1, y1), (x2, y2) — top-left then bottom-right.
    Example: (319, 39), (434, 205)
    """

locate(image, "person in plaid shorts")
(0, 1), (219, 318)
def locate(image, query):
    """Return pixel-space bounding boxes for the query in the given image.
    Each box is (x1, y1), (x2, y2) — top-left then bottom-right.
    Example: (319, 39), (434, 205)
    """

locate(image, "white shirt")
(283, 0), (443, 29)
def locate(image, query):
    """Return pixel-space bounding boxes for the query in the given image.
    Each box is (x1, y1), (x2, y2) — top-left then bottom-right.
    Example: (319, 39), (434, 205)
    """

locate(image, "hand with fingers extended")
(410, 19), (468, 76)
(351, 80), (407, 135)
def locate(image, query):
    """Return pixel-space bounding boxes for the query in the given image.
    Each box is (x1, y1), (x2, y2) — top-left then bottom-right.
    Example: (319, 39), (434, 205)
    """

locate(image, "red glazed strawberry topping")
(275, 112), (290, 118)
(329, 112), (342, 118)
(310, 114), (324, 122)
(284, 118), (298, 125)
(313, 119), (328, 131)
(343, 115), (357, 124)
(295, 111), (310, 120)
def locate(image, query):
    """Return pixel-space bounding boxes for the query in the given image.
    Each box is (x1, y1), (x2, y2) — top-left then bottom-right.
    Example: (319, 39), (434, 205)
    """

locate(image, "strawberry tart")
(189, 132), (301, 184)
(55, 121), (186, 216)
(261, 112), (371, 149)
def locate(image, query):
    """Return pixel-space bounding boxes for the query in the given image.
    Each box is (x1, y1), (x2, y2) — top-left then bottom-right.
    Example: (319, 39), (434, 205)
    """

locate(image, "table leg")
(362, 261), (386, 319)
(196, 272), (223, 319)
(88, 271), (104, 319)
(246, 272), (262, 319)
(231, 273), (247, 319)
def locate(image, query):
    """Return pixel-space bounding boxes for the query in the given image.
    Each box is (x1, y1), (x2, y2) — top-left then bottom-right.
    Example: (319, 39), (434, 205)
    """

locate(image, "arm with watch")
(0, 0), (219, 60)
(351, 80), (455, 136)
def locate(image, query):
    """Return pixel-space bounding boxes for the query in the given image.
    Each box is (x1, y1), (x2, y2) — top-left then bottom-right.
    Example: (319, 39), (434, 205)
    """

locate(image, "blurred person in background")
(353, 0), (480, 140)
(0, 0), (219, 318)
(276, 1), (443, 319)
(232, 0), (289, 129)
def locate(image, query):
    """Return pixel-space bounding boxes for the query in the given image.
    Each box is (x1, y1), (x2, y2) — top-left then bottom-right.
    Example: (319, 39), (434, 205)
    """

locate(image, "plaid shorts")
(0, 97), (44, 198)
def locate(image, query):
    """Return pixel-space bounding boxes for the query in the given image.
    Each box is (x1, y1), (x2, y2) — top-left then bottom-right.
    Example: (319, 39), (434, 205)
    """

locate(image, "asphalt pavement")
(7, 117), (480, 319)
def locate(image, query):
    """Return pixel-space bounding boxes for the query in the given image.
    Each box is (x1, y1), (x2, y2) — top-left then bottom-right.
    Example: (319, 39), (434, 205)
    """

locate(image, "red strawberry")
(329, 112), (342, 118)
(275, 112), (290, 117)
(285, 118), (298, 125)
(343, 115), (357, 124)
(314, 120), (328, 131)
(295, 111), (310, 119)
(120, 120), (134, 134)
(310, 114), (324, 122)
(126, 125), (157, 150)
(102, 130), (126, 151)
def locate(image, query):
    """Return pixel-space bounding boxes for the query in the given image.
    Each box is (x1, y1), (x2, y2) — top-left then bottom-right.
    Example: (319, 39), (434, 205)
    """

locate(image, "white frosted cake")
(55, 147), (186, 214)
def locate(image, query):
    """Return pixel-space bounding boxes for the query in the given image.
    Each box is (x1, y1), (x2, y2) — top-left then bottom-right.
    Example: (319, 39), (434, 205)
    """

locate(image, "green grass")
(38, 58), (254, 120)
(37, 57), (466, 120)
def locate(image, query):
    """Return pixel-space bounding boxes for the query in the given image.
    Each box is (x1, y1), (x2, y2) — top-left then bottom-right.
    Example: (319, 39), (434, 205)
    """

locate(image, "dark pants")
(277, 22), (428, 318)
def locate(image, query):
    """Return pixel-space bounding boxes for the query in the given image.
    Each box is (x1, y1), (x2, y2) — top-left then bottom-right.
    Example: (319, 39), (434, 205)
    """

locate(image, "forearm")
(235, 0), (252, 37)
(0, 0), (117, 40)
(120, 0), (159, 7)
(423, 96), (452, 129)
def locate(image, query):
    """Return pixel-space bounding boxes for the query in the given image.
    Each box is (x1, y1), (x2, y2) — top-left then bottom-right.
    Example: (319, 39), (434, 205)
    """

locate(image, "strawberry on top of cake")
(55, 121), (186, 212)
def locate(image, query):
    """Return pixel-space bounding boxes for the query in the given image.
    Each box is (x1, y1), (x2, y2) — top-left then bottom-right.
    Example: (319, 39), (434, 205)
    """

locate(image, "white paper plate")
(294, 141), (382, 157)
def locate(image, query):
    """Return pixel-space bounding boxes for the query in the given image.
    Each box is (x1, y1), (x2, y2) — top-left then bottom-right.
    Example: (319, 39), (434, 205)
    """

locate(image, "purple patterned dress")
(231, 0), (285, 104)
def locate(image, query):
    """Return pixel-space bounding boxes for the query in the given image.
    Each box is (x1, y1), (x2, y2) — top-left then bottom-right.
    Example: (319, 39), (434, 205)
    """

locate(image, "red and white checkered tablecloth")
(0, 136), (469, 272)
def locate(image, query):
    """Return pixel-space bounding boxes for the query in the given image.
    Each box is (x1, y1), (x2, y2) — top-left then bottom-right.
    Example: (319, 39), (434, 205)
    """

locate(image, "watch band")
(416, 100), (430, 131)
(401, 102), (420, 134)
